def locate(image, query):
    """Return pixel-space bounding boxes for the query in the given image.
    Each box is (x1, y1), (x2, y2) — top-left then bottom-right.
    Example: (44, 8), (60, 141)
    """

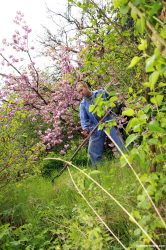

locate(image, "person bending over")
(76, 82), (126, 166)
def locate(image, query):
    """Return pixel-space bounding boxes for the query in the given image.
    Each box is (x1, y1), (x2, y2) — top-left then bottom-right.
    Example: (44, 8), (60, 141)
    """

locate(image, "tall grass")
(0, 159), (165, 249)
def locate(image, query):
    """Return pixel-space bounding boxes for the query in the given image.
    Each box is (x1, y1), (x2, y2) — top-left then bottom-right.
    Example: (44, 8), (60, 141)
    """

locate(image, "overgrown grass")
(0, 159), (165, 249)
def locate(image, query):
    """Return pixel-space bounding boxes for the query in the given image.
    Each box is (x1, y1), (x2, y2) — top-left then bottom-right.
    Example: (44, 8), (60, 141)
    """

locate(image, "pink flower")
(68, 135), (73, 139)
(38, 130), (42, 135)
(64, 144), (69, 149)
(31, 46), (34, 50)
(67, 131), (72, 134)
(60, 150), (66, 155)
(32, 117), (36, 122)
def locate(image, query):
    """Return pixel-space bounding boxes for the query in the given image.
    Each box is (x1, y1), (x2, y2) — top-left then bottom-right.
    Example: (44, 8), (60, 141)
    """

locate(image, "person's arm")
(80, 103), (89, 136)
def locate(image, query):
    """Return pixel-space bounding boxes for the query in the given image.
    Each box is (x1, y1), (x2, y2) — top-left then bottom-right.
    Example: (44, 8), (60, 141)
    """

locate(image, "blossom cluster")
(0, 13), (84, 156)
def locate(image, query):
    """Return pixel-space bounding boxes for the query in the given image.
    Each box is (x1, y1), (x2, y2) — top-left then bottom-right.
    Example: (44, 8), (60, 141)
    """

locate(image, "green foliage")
(43, 143), (91, 177)
(0, 162), (145, 249)
(0, 0), (166, 248)
(0, 108), (44, 189)
(73, 0), (166, 247)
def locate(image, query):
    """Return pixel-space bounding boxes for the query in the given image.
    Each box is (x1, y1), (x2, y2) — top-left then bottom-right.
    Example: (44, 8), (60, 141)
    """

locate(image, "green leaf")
(81, 47), (87, 55)
(158, 82), (166, 87)
(134, 228), (141, 236)
(92, 62), (98, 66)
(120, 4), (130, 14)
(77, 1), (81, 7)
(126, 134), (138, 147)
(146, 55), (155, 72)
(97, 109), (103, 117)
(91, 170), (102, 175)
(154, 48), (160, 59)
(22, 134), (28, 137)
(161, 118), (166, 127)
(138, 114), (147, 120)
(138, 39), (147, 51)
(147, 120), (159, 128)
(160, 28), (166, 39)
(138, 96), (147, 102)
(108, 91), (117, 96)
(129, 87), (133, 93)
(126, 96), (133, 103)
(150, 2), (163, 17)
(89, 105), (95, 112)
(156, 95), (164, 106)
(148, 92), (161, 95)
(147, 184), (157, 195)
(106, 120), (117, 127)
(140, 174), (148, 183)
(137, 194), (146, 202)
(134, 211), (141, 219)
(109, 96), (118, 103)
(104, 82), (111, 91)
(142, 82), (150, 87)
(136, 16), (145, 35)
(131, 117), (140, 128)
(120, 154), (132, 167)
(155, 220), (165, 228)
(128, 56), (140, 68)
(133, 123), (141, 132)
(143, 104), (151, 113)
(148, 138), (158, 145)
(147, 120), (164, 133)
(122, 17), (127, 27)
(134, 0), (145, 6)
(131, 9), (137, 21)
(151, 95), (164, 106)
(69, 78), (74, 85)
(151, 97), (156, 104)
(126, 119), (132, 134)
(122, 108), (135, 116)
(148, 176), (157, 186)
(149, 71), (160, 90)
(139, 151), (145, 161)
(105, 127), (110, 134)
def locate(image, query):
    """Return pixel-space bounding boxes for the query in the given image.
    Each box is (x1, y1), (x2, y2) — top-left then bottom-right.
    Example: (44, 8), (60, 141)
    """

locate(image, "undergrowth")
(0, 159), (165, 249)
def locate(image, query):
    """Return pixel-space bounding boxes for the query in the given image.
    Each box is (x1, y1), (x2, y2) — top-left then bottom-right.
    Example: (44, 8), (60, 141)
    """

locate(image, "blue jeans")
(88, 126), (126, 165)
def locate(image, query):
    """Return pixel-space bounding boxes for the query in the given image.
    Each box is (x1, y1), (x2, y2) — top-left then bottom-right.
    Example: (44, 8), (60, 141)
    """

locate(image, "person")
(76, 82), (126, 166)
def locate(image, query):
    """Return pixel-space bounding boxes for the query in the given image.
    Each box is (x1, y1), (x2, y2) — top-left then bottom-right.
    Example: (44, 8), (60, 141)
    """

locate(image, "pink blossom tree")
(0, 12), (85, 156)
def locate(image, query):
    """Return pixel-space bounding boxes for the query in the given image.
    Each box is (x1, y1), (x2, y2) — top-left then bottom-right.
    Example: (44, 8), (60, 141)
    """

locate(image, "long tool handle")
(52, 107), (113, 181)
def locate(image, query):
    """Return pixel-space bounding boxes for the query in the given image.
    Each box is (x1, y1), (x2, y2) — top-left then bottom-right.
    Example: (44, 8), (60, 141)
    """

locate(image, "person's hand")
(81, 129), (88, 137)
